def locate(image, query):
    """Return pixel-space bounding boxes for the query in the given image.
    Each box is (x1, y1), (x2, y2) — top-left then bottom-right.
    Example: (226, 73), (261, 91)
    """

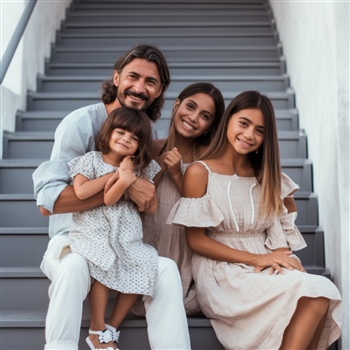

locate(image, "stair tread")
(38, 74), (289, 81)
(46, 61), (283, 68)
(0, 227), (48, 234)
(51, 44), (280, 51)
(4, 129), (303, 138)
(0, 310), (213, 327)
(63, 21), (273, 27)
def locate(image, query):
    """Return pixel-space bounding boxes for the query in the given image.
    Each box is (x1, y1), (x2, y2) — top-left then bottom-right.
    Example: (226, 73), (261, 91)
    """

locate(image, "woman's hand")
(253, 250), (305, 274)
(163, 147), (182, 177)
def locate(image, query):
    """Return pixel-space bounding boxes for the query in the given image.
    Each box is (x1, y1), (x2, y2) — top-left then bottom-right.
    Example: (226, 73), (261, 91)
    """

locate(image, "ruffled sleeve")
(265, 173), (307, 251)
(141, 160), (161, 182)
(68, 152), (96, 181)
(166, 193), (224, 228)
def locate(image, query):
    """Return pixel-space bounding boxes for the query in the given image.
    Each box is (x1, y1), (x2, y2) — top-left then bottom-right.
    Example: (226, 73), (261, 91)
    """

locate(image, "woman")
(142, 82), (225, 315)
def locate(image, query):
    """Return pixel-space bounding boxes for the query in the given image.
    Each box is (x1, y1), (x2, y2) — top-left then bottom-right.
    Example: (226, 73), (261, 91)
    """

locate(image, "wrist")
(290, 254), (301, 263)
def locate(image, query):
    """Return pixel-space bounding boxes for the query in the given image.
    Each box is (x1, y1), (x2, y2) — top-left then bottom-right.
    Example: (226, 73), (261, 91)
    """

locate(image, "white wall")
(0, 0), (71, 158)
(269, 1), (349, 348)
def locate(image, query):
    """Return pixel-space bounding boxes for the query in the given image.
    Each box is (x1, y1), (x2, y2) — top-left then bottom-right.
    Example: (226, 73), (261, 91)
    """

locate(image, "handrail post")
(0, 0), (37, 84)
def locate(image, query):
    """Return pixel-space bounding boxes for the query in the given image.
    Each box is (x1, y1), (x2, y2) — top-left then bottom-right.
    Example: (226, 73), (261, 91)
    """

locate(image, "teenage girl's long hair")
(164, 82), (225, 160)
(96, 107), (153, 175)
(201, 90), (282, 216)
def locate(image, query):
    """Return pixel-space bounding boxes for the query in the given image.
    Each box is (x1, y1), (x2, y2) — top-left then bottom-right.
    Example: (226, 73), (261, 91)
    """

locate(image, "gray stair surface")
(0, 0), (334, 349)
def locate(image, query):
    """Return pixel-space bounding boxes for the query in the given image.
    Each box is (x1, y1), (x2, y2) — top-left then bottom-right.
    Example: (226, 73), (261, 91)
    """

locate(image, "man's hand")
(126, 177), (156, 212)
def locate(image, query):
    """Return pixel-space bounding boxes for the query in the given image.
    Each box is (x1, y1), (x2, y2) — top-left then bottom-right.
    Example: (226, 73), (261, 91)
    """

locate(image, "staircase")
(0, 0), (333, 349)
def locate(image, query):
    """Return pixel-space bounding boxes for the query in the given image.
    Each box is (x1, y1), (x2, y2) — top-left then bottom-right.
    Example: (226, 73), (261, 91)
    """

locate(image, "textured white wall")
(269, 1), (349, 348)
(0, 0), (71, 157)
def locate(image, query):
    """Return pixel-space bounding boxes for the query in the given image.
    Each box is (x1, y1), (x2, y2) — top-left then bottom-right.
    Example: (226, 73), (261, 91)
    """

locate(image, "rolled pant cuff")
(45, 341), (78, 350)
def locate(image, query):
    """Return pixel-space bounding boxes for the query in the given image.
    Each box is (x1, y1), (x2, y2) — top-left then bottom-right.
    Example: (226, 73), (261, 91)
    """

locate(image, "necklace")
(222, 157), (235, 174)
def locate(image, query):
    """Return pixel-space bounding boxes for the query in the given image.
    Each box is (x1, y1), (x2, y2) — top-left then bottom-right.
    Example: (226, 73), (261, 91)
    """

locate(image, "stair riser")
(0, 163), (312, 194)
(65, 14), (271, 23)
(17, 112), (298, 133)
(60, 26), (275, 36)
(0, 196), (317, 226)
(26, 95), (293, 112)
(0, 168), (36, 194)
(45, 64), (285, 77)
(0, 234), (49, 267)
(0, 228), (322, 269)
(56, 35), (278, 47)
(38, 78), (290, 93)
(0, 201), (49, 227)
(50, 47), (282, 63)
(2, 137), (306, 159)
(0, 277), (50, 312)
(0, 319), (224, 350)
(70, 2), (268, 11)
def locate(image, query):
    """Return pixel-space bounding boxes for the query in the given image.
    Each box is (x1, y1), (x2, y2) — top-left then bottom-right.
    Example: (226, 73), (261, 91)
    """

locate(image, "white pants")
(41, 235), (191, 350)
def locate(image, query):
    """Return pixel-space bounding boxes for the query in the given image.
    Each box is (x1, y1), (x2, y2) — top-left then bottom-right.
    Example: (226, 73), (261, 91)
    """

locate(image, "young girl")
(167, 91), (342, 349)
(68, 107), (160, 350)
(141, 82), (225, 315)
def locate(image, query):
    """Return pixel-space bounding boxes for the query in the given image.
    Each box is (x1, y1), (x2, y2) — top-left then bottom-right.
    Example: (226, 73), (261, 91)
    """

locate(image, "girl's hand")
(119, 156), (135, 172)
(118, 167), (137, 187)
(253, 250), (305, 274)
(163, 147), (182, 176)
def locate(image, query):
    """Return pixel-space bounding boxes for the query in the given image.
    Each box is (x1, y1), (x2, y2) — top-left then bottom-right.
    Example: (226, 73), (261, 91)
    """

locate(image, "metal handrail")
(0, 0), (37, 84)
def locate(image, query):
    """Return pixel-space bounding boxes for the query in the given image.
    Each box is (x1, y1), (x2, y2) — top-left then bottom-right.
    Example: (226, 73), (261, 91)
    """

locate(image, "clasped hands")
(254, 250), (306, 275)
(104, 156), (156, 212)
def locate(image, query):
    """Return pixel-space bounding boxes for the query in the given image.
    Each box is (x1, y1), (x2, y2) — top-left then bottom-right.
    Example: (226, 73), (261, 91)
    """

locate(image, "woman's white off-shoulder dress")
(167, 161), (341, 350)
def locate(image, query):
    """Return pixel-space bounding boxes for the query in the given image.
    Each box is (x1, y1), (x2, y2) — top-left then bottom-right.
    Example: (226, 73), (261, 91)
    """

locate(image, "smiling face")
(227, 108), (265, 154)
(173, 92), (216, 140)
(113, 58), (163, 111)
(108, 128), (139, 159)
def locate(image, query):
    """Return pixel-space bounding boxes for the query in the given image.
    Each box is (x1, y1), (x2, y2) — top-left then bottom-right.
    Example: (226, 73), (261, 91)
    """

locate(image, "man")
(33, 44), (191, 350)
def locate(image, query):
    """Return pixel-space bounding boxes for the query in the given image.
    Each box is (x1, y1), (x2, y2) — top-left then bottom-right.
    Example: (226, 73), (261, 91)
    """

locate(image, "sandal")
(105, 323), (121, 343)
(86, 328), (119, 350)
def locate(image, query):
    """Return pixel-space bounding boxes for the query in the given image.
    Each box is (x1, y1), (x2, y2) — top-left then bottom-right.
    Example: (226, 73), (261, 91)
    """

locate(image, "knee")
(299, 297), (330, 316)
(158, 256), (178, 275)
(57, 253), (90, 286)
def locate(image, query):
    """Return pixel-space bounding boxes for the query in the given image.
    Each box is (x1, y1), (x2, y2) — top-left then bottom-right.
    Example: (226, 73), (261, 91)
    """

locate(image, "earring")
(256, 148), (259, 154)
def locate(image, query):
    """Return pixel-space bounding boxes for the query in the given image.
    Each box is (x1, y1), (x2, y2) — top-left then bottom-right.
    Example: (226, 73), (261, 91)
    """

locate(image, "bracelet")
(290, 254), (301, 263)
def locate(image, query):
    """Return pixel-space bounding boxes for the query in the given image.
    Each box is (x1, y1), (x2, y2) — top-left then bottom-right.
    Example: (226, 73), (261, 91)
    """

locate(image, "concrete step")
(55, 31), (279, 47)
(2, 130), (306, 160)
(0, 224), (322, 269)
(0, 156), (311, 195)
(0, 158), (42, 194)
(26, 90), (293, 111)
(0, 252), (330, 313)
(0, 194), (49, 228)
(65, 13), (271, 23)
(45, 59), (286, 76)
(16, 108), (298, 133)
(37, 74), (291, 93)
(0, 227), (49, 268)
(70, 1), (269, 12)
(49, 45), (283, 63)
(0, 311), (224, 350)
(60, 21), (276, 35)
(0, 192), (317, 227)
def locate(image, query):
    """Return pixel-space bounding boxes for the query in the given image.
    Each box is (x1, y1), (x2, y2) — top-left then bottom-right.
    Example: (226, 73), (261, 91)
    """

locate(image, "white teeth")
(128, 94), (142, 101)
(183, 121), (194, 130)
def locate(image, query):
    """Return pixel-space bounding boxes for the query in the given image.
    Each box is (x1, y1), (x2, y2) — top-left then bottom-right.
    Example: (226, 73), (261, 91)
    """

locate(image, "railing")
(0, 0), (37, 84)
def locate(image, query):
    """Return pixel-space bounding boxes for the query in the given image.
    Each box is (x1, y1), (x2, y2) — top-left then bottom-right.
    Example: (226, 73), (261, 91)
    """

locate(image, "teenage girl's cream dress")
(167, 161), (342, 350)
